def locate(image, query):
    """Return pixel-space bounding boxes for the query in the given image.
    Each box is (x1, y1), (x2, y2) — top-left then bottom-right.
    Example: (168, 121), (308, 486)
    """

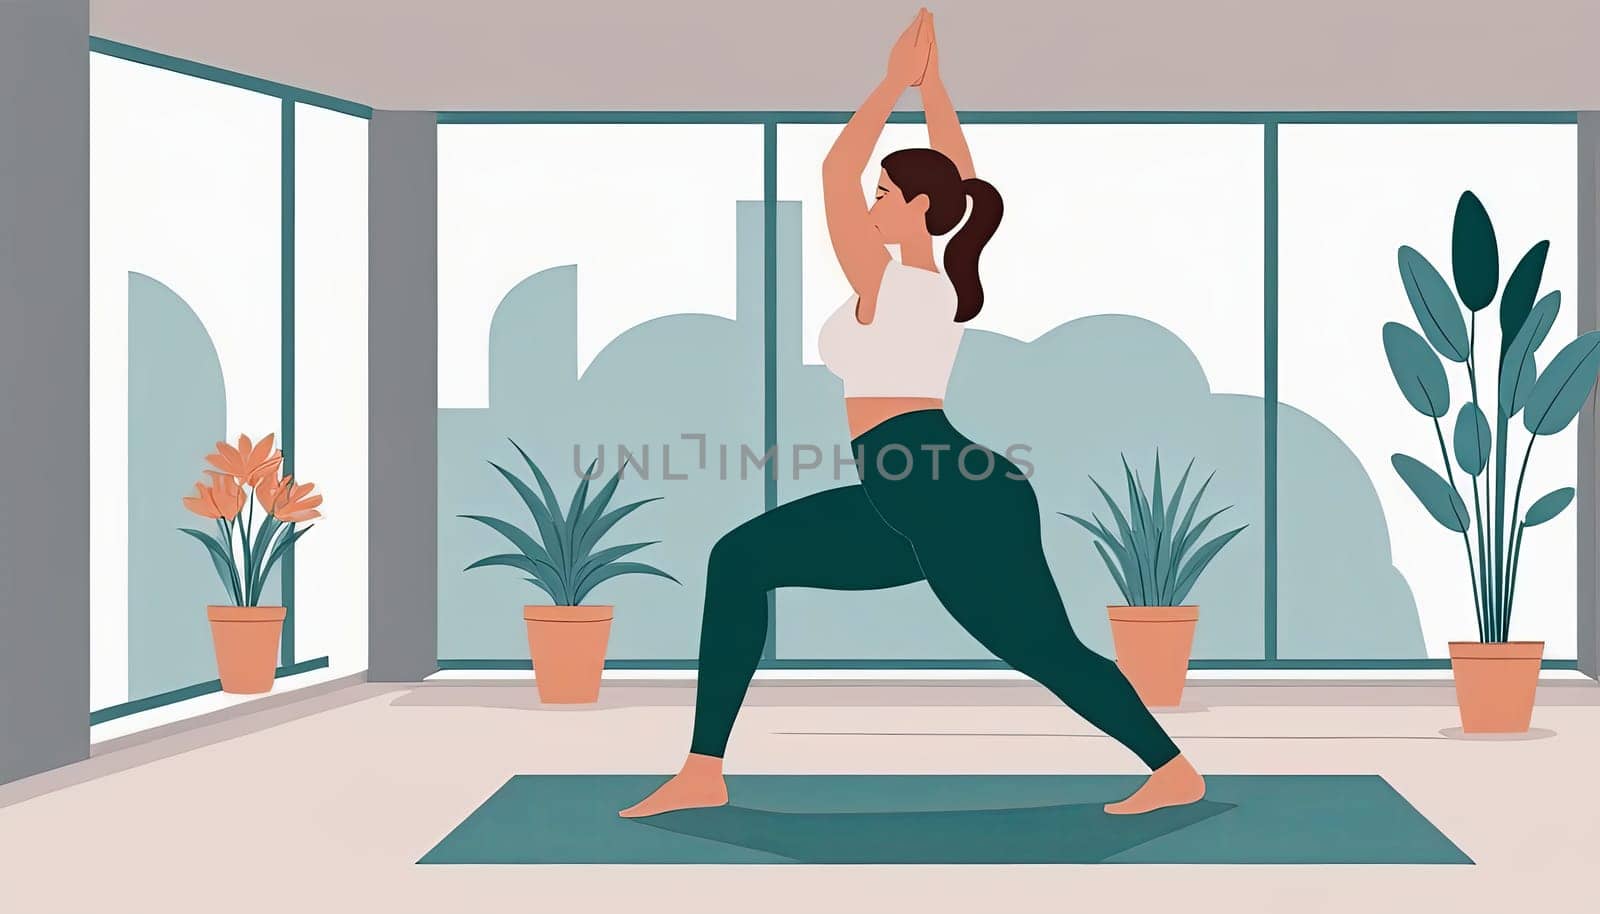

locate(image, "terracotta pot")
(1107, 605), (1198, 708)
(1449, 641), (1543, 733)
(524, 605), (614, 704)
(207, 605), (285, 694)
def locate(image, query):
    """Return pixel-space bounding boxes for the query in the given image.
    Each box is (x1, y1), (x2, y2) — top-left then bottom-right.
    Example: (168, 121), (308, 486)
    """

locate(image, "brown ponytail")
(881, 148), (1004, 322)
(945, 177), (1003, 322)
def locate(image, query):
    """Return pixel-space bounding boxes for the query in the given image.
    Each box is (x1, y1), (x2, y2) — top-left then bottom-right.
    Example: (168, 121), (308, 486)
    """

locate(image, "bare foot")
(1104, 754), (1205, 815)
(619, 753), (730, 818)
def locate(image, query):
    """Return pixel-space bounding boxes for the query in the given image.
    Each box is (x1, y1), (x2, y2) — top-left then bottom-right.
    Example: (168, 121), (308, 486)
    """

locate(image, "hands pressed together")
(886, 7), (941, 90)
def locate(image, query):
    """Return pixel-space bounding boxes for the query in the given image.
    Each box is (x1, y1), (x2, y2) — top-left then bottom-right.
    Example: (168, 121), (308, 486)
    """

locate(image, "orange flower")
(206, 433), (282, 487)
(182, 471), (246, 520)
(209, 471), (247, 518)
(255, 472), (290, 515)
(259, 474), (322, 523)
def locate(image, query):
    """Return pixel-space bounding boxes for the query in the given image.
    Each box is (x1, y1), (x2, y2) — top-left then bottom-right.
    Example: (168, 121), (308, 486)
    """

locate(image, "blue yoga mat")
(419, 774), (1469, 865)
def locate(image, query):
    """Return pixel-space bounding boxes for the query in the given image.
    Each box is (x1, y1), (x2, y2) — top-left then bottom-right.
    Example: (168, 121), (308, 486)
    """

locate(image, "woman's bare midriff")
(845, 397), (945, 439)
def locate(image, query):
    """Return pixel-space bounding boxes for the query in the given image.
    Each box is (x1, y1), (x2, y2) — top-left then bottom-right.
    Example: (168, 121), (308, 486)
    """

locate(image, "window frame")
(437, 110), (1582, 672)
(86, 39), (363, 723)
(89, 38), (1586, 675)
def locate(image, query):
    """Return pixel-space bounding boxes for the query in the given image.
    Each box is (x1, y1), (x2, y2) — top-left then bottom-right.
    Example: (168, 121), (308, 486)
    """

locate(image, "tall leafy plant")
(1384, 191), (1600, 643)
(461, 440), (678, 605)
(1062, 452), (1247, 606)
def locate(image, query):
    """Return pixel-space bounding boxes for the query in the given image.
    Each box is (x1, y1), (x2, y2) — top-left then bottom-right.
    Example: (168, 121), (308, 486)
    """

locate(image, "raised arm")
(918, 14), (974, 179)
(822, 10), (931, 315)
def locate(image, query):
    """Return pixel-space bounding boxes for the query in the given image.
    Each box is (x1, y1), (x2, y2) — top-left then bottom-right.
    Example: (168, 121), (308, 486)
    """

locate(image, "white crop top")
(818, 260), (964, 398)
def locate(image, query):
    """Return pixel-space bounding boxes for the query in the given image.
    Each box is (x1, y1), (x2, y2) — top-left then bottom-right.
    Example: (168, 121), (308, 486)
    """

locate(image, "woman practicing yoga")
(622, 8), (1204, 818)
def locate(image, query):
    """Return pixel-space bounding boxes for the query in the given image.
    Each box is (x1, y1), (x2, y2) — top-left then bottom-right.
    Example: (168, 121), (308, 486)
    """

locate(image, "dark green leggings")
(689, 409), (1181, 770)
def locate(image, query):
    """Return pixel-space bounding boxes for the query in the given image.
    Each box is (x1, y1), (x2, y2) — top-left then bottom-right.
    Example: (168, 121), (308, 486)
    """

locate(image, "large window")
(91, 53), (282, 708)
(433, 113), (1583, 670)
(436, 123), (765, 662)
(1278, 124), (1578, 659)
(89, 44), (370, 723)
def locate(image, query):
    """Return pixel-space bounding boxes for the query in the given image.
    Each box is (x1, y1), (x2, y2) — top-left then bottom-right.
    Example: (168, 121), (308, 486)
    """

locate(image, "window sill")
(90, 659), (344, 745)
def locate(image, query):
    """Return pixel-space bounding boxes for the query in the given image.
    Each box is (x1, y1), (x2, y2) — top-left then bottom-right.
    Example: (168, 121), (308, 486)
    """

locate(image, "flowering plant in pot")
(1062, 453), (1246, 707)
(1383, 191), (1600, 732)
(462, 440), (677, 704)
(179, 434), (321, 694)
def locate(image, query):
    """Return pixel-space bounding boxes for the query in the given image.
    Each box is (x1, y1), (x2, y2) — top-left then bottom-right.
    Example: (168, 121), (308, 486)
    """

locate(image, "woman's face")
(869, 169), (930, 244)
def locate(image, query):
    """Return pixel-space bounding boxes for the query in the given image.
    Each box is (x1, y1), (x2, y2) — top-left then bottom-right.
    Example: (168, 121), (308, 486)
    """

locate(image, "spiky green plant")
(1061, 453), (1247, 606)
(460, 440), (678, 605)
(1383, 190), (1600, 643)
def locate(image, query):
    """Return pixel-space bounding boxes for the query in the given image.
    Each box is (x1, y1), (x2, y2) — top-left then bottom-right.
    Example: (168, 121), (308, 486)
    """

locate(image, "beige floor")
(2, 680), (1598, 913)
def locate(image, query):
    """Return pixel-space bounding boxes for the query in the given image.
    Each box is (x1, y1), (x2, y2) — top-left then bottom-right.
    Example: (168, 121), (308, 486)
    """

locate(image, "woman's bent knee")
(707, 522), (765, 588)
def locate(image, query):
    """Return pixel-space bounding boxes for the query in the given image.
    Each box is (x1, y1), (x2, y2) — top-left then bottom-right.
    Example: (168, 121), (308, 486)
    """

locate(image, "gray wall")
(91, 0), (1600, 111)
(368, 111), (439, 681)
(0, 0), (91, 784)
(1580, 113), (1600, 678)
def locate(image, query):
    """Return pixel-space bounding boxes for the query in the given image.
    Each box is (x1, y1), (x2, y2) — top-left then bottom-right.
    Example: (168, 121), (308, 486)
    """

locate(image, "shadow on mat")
(639, 799), (1236, 864)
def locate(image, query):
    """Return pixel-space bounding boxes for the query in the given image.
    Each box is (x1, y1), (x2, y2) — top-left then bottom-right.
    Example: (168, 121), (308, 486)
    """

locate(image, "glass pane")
(773, 124), (1267, 661)
(91, 54), (282, 706)
(1278, 124), (1578, 658)
(293, 103), (369, 675)
(437, 124), (765, 661)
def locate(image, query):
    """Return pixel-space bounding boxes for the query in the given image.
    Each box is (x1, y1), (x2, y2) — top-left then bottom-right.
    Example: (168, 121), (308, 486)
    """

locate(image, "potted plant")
(1383, 191), (1600, 733)
(179, 433), (321, 694)
(1062, 452), (1246, 707)
(461, 440), (677, 704)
